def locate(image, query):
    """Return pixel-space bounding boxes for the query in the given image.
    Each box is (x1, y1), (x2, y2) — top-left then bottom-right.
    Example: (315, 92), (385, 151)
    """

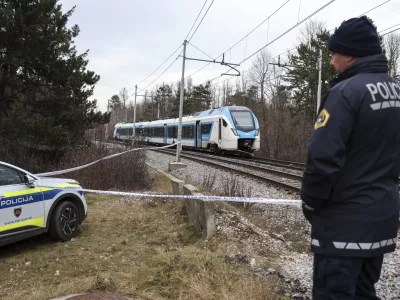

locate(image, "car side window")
(0, 165), (24, 186)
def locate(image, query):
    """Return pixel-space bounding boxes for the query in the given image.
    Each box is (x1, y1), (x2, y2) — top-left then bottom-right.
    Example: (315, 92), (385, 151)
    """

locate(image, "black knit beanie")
(328, 16), (382, 57)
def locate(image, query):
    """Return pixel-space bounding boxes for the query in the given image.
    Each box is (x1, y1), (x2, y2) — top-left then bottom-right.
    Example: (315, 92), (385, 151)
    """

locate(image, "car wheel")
(49, 201), (80, 241)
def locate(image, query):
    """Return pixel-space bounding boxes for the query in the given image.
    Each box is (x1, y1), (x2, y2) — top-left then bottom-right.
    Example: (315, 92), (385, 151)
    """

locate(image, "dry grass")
(54, 142), (151, 191)
(0, 175), (278, 300)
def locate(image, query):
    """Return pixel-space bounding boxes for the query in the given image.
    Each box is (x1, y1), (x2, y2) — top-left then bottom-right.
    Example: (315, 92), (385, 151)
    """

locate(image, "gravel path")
(146, 151), (400, 299)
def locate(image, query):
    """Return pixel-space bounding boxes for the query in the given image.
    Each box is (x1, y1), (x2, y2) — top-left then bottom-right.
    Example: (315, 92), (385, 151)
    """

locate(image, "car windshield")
(230, 111), (255, 132)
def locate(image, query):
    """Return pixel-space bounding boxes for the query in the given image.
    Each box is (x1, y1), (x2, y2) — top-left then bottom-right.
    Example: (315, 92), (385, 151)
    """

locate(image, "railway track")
(106, 140), (306, 171)
(249, 157), (305, 171)
(151, 148), (301, 193)
(108, 141), (400, 194)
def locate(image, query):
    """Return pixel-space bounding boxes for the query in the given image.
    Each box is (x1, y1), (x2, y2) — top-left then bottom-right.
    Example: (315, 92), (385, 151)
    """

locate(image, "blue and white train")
(113, 106), (260, 155)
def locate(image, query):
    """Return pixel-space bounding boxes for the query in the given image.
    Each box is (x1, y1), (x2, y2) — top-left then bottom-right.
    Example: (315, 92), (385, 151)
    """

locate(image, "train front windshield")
(230, 111), (255, 132)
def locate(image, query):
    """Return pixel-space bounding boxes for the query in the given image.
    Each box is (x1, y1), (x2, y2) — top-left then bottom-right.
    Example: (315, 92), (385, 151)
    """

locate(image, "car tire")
(49, 201), (80, 241)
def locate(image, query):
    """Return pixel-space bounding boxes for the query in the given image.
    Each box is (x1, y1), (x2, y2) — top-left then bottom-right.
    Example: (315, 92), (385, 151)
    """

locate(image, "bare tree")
(384, 33), (400, 79)
(249, 49), (273, 103)
(241, 72), (249, 93)
(298, 19), (326, 45)
(119, 87), (129, 109)
(119, 87), (129, 122)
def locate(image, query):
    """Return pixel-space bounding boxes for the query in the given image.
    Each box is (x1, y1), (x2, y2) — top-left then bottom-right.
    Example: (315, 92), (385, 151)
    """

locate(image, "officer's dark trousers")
(312, 254), (384, 300)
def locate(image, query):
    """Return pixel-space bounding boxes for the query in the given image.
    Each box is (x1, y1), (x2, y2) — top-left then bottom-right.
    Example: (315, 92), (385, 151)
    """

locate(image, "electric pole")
(133, 85), (137, 143)
(270, 50), (323, 117)
(176, 40), (187, 163)
(105, 99), (111, 141)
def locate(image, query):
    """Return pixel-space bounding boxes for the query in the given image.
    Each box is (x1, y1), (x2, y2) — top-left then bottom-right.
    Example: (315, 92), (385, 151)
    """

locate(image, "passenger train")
(113, 106), (260, 155)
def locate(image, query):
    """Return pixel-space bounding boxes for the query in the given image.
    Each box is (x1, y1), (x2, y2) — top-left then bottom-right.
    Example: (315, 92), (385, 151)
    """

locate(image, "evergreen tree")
(0, 0), (108, 155)
(109, 94), (121, 110)
(152, 84), (173, 118)
(174, 83), (193, 116)
(285, 28), (336, 122)
(189, 81), (212, 112)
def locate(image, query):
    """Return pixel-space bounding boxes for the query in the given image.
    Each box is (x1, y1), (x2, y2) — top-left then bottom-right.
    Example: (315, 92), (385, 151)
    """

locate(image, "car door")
(0, 164), (45, 243)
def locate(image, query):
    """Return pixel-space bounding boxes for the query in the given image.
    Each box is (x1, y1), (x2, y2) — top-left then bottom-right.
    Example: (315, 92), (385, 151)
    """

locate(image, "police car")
(0, 161), (87, 247)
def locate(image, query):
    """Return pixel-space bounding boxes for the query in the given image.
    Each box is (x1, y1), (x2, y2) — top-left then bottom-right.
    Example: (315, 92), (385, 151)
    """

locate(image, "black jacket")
(301, 54), (400, 257)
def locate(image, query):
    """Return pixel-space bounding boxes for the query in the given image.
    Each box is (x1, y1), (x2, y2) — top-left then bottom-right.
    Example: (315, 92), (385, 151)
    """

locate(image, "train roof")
(115, 106), (253, 127)
(193, 106), (251, 117)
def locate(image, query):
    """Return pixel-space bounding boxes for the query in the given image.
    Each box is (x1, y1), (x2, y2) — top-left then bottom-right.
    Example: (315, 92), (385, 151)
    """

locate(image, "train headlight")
(255, 129), (260, 136)
(231, 128), (238, 136)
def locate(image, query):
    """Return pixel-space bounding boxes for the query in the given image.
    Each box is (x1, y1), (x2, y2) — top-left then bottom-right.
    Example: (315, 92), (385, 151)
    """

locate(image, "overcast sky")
(59, 0), (399, 112)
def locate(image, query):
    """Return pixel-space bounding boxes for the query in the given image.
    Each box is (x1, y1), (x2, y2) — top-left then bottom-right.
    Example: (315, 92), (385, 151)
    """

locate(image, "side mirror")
(24, 174), (36, 187)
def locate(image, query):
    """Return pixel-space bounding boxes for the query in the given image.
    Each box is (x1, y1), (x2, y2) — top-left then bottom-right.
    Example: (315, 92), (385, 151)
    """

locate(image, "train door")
(196, 121), (202, 148)
(218, 118), (222, 147)
(163, 124), (167, 144)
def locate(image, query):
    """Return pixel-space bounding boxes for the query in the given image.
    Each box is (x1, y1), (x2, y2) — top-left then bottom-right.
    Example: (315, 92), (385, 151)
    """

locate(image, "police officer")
(301, 16), (400, 299)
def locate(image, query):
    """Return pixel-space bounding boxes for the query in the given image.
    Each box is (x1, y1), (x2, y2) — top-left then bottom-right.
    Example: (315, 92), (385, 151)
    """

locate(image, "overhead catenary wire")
(201, 0), (336, 87)
(134, 44), (182, 92)
(240, 0), (336, 65)
(186, 0), (292, 79)
(209, 0), (394, 89)
(185, 0), (209, 40)
(381, 27), (400, 37)
(134, 0), (209, 93)
(379, 23), (400, 34)
(137, 0), (393, 95)
(135, 0), (214, 94)
(268, 22), (400, 65)
(268, 0), (395, 64)
(358, 0), (391, 17)
(188, 0), (215, 42)
(138, 48), (183, 93)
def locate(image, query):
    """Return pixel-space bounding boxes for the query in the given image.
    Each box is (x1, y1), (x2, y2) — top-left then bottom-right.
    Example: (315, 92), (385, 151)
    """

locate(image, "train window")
(153, 127), (163, 137)
(201, 124), (212, 135)
(129, 128), (133, 136)
(208, 109), (214, 114)
(168, 127), (175, 138)
(223, 120), (228, 127)
(189, 125), (194, 138)
(183, 126), (194, 139)
(230, 111), (255, 132)
(182, 127), (187, 139)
